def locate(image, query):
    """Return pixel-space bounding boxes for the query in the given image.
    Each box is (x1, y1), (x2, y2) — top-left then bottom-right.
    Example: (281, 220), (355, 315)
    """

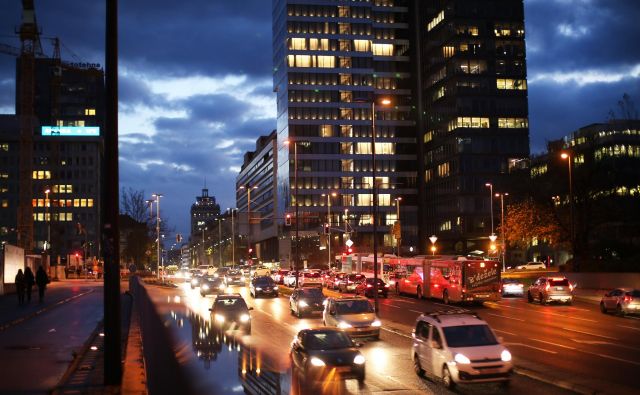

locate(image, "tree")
(608, 93), (638, 122)
(501, 198), (566, 250)
(121, 187), (149, 223)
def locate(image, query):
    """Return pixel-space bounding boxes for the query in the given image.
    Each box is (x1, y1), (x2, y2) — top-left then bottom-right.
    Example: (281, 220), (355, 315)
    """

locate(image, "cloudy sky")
(1, 0), (639, 241)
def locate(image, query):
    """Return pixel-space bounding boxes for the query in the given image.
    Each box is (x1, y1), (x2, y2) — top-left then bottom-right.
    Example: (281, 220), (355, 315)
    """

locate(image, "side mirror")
(248, 307), (254, 311)
(430, 340), (441, 349)
(208, 308), (213, 311)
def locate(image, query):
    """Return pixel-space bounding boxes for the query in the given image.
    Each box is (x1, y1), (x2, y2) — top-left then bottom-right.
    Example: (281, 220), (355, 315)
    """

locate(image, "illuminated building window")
(53, 184), (73, 193)
(357, 194), (372, 206)
(425, 169), (433, 183)
(0, 173), (8, 179)
(437, 162), (450, 177)
(319, 125), (333, 137)
(32, 171), (51, 180)
(442, 46), (455, 58)
(439, 220), (452, 231)
(378, 194), (391, 206)
(353, 40), (370, 52)
(84, 108), (96, 116)
(290, 37), (307, 50)
(498, 118), (528, 128)
(1, 199), (8, 208)
(386, 214), (398, 226)
(497, 79), (527, 90)
(372, 43), (394, 56)
(0, 143), (8, 151)
(530, 165), (547, 177)
(355, 142), (394, 155)
(309, 38), (328, 51)
(458, 60), (486, 74)
(317, 55), (335, 68)
(595, 145), (640, 160)
(427, 11), (444, 31)
(574, 154), (585, 166)
(449, 117), (490, 130)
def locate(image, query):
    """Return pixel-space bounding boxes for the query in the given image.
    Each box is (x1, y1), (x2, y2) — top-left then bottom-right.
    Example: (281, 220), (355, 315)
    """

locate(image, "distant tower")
(190, 186), (220, 240)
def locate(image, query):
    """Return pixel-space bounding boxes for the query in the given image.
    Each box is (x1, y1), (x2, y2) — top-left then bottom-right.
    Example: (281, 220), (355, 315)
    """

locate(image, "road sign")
(345, 239), (354, 248)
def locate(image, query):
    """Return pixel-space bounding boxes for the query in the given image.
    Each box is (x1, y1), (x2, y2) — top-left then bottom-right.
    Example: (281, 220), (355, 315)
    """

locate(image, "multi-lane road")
(141, 277), (640, 395)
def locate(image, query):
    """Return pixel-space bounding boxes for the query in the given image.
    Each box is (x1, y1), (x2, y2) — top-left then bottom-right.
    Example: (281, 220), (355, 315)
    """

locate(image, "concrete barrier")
(129, 276), (195, 395)
(504, 271), (640, 289)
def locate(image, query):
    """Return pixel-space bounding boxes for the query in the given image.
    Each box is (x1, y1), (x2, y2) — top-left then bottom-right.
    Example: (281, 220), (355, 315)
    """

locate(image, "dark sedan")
(250, 276), (279, 298)
(290, 328), (365, 387)
(355, 278), (389, 298)
(200, 276), (227, 296)
(290, 287), (325, 318)
(225, 269), (245, 286)
(209, 294), (252, 334)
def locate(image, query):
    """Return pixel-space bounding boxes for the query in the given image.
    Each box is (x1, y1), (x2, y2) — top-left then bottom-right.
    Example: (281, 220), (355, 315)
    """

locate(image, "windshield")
(502, 279), (520, 284)
(305, 331), (353, 350)
(254, 278), (275, 286)
(304, 272), (320, 278)
(366, 278), (385, 285)
(215, 298), (247, 310)
(205, 277), (224, 284)
(628, 290), (640, 297)
(227, 270), (241, 276)
(549, 279), (569, 286)
(443, 325), (498, 348)
(300, 288), (323, 298)
(335, 300), (374, 314)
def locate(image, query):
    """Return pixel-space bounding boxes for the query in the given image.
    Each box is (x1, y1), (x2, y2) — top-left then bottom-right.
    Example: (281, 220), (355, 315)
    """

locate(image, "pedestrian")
(15, 269), (25, 305)
(35, 265), (49, 303)
(24, 266), (35, 303)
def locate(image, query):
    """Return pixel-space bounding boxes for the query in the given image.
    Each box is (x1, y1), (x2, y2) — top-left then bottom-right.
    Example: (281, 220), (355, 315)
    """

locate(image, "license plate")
(556, 287), (563, 291)
(335, 366), (351, 373)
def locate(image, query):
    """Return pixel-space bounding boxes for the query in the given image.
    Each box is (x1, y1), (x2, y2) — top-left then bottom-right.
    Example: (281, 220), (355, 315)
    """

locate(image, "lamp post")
(495, 192), (509, 271)
(228, 208), (237, 268)
(485, 183), (494, 237)
(151, 193), (163, 281)
(560, 152), (575, 260)
(216, 217), (224, 266)
(239, 185), (258, 265)
(44, 188), (51, 254)
(284, 140), (309, 288)
(395, 197), (402, 256)
(429, 235), (437, 256)
(322, 192), (337, 268)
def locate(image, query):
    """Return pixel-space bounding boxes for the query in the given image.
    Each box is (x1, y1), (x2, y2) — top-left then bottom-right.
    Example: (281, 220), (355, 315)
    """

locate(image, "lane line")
(589, 352), (640, 367)
(492, 303), (598, 322)
(410, 310), (423, 314)
(561, 327), (618, 340)
(493, 329), (517, 336)
(380, 326), (412, 340)
(618, 325), (640, 331)
(530, 338), (576, 350)
(505, 342), (557, 354)
(487, 313), (525, 322)
(381, 304), (401, 309)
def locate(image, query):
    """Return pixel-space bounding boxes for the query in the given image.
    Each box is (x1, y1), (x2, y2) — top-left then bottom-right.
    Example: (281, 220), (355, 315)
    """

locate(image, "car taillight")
(545, 283), (550, 291)
(367, 284), (372, 288)
(569, 283), (574, 291)
(384, 285), (389, 288)
(624, 295), (632, 303)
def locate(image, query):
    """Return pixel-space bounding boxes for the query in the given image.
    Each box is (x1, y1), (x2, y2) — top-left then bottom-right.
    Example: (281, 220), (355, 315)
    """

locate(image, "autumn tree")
(500, 198), (566, 250)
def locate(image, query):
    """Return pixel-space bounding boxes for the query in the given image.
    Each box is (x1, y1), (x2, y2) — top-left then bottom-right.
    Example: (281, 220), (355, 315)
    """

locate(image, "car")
(224, 269), (245, 286)
(600, 288), (640, 316)
(209, 294), (253, 334)
(411, 311), (513, 389)
(190, 273), (203, 289)
(527, 276), (573, 305)
(290, 287), (325, 318)
(331, 272), (349, 290)
(501, 278), (524, 297)
(323, 297), (381, 340)
(300, 271), (323, 288)
(175, 267), (191, 280)
(197, 264), (216, 276)
(515, 262), (546, 270)
(251, 266), (271, 278)
(273, 269), (290, 284)
(290, 328), (366, 386)
(323, 272), (343, 289)
(284, 272), (302, 287)
(339, 274), (366, 293)
(200, 276), (227, 296)
(215, 267), (231, 278)
(250, 276), (279, 298)
(355, 278), (389, 298)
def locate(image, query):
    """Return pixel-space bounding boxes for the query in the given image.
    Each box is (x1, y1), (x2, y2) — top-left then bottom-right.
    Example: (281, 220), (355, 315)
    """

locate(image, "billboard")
(41, 126), (100, 137)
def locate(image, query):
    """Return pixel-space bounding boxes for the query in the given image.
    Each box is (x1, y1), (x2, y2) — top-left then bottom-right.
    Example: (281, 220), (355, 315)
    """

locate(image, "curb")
(0, 289), (94, 332)
(514, 367), (599, 395)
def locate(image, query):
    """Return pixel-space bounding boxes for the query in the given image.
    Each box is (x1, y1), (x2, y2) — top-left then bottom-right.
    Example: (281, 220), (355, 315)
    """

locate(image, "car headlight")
(191, 279), (198, 285)
(202, 284), (210, 290)
(214, 314), (225, 323)
(273, 285), (279, 290)
(240, 314), (250, 323)
(454, 353), (471, 364)
(337, 321), (352, 329)
(310, 357), (325, 367)
(214, 273), (219, 278)
(219, 284), (226, 290)
(501, 350), (512, 362)
(298, 300), (309, 307)
(256, 287), (262, 291)
(371, 319), (381, 327)
(353, 355), (365, 365)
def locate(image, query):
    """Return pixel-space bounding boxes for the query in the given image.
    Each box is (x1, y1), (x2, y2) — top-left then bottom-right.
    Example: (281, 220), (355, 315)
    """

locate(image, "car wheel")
(413, 354), (425, 377)
(443, 289), (450, 305)
(357, 372), (366, 387)
(539, 294), (545, 305)
(527, 292), (533, 303)
(416, 286), (423, 299)
(600, 302), (607, 314)
(442, 365), (455, 389)
(616, 304), (625, 316)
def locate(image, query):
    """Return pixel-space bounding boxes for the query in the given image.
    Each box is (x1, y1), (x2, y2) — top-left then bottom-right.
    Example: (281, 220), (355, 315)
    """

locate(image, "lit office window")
(85, 108), (96, 116)
(498, 118), (528, 128)
(372, 43), (394, 56)
(353, 40), (370, 52)
(290, 37), (307, 50)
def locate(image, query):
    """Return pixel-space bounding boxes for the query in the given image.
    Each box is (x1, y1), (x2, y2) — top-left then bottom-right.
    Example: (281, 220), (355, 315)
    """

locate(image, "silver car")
(323, 297), (381, 340)
(600, 288), (640, 316)
(501, 279), (524, 297)
(527, 276), (573, 305)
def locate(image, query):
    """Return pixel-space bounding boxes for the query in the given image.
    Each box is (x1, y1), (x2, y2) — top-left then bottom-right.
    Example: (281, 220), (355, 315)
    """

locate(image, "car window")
(415, 321), (429, 340)
(431, 326), (443, 347)
(304, 272), (320, 278)
(304, 331), (353, 350)
(335, 300), (374, 314)
(549, 279), (569, 286)
(215, 298), (247, 310)
(443, 325), (498, 348)
(300, 288), (323, 298)
(629, 290), (640, 297)
(254, 277), (274, 285)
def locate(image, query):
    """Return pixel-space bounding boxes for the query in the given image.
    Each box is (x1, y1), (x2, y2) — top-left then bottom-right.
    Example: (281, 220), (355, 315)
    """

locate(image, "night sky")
(1, 0), (639, 241)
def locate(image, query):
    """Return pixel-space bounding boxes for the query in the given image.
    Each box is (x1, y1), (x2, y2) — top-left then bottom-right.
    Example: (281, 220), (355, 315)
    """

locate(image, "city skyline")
(1, 0), (639, 239)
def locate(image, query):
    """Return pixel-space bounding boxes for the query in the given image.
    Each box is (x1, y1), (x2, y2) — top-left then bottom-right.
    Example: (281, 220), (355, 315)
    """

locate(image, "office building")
(189, 187), (221, 265)
(272, 0), (419, 265)
(415, 0), (530, 254)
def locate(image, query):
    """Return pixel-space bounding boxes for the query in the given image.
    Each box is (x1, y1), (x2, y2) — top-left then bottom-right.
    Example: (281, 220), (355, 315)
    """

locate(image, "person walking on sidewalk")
(15, 269), (26, 305)
(24, 266), (35, 303)
(35, 266), (49, 303)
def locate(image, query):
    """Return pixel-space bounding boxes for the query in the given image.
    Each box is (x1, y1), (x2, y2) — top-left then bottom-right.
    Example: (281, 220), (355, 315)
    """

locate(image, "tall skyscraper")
(415, 0), (530, 254)
(272, 0), (419, 265)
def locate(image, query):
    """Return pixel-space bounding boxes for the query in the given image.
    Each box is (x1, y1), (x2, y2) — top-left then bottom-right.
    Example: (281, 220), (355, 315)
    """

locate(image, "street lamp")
(216, 217), (225, 266)
(284, 139), (310, 288)
(227, 208), (237, 268)
(395, 197), (402, 256)
(239, 185), (258, 265)
(429, 235), (437, 256)
(151, 193), (163, 281)
(44, 188), (51, 254)
(485, 183), (494, 237)
(560, 152), (575, 259)
(322, 192), (337, 268)
(495, 192), (509, 271)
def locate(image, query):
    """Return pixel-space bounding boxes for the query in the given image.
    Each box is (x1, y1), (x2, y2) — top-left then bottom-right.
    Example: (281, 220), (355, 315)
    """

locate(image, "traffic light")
(285, 214), (292, 226)
(323, 223), (330, 234)
(347, 247), (353, 254)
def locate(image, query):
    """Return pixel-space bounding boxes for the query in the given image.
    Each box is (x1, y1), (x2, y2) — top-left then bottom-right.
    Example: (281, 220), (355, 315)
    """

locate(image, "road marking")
(381, 304), (401, 309)
(618, 325), (640, 331)
(570, 338), (640, 353)
(531, 338), (576, 350)
(568, 307), (590, 312)
(493, 303), (598, 322)
(505, 342), (557, 354)
(561, 327), (618, 340)
(381, 327), (413, 340)
(487, 313), (525, 322)
(588, 352), (640, 366)
(410, 310), (423, 314)
(493, 329), (517, 336)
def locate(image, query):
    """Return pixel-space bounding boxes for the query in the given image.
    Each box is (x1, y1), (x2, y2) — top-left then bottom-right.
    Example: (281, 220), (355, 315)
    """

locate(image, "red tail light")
(545, 283), (550, 291)
(624, 295), (632, 303)
(569, 283), (574, 291)
(384, 285), (389, 288)
(366, 284), (372, 288)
